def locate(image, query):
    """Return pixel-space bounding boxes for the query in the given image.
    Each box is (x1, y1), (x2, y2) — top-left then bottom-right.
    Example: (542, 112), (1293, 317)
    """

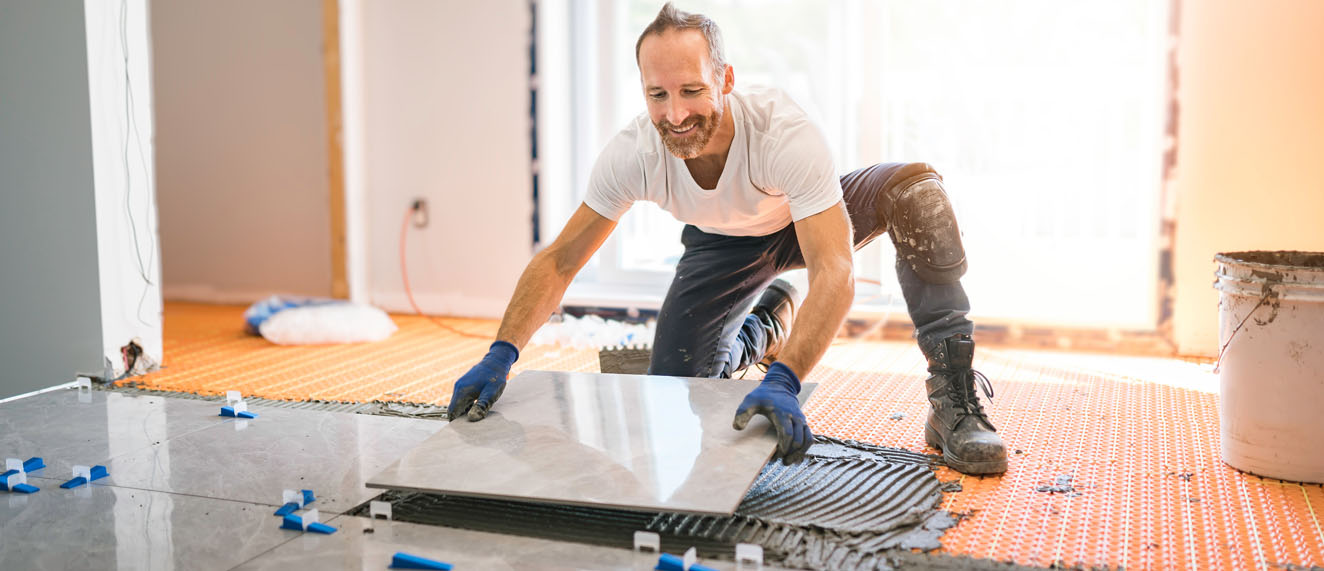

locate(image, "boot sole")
(925, 424), (1008, 475)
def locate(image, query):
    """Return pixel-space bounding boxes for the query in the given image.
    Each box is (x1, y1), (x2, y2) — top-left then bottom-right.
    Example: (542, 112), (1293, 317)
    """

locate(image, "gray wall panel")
(0, 0), (106, 398)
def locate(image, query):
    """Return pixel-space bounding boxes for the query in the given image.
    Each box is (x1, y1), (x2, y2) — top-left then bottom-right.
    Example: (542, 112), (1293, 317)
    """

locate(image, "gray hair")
(634, 2), (728, 84)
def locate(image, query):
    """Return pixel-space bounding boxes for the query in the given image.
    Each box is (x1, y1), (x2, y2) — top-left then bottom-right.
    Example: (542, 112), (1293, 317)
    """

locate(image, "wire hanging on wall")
(398, 206), (491, 340)
(120, 0), (158, 328)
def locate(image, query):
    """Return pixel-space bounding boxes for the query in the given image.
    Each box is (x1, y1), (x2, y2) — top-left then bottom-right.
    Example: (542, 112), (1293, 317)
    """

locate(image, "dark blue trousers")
(647, 163), (974, 378)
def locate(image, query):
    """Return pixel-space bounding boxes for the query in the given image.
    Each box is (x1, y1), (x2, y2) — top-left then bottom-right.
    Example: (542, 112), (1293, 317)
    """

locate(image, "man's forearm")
(775, 262), (854, 378)
(494, 251), (576, 350)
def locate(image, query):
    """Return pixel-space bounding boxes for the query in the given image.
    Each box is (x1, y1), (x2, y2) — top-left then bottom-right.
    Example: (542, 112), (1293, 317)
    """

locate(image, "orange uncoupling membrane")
(136, 302), (599, 404)
(141, 302), (1324, 569)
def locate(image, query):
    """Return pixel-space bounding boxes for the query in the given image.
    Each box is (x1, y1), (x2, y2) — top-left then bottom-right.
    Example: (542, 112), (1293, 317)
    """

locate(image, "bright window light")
(547, 0), (1168, 329)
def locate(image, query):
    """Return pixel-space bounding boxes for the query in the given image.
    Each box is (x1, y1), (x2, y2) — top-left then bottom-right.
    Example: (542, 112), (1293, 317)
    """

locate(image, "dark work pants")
(647, 162), (975, 379)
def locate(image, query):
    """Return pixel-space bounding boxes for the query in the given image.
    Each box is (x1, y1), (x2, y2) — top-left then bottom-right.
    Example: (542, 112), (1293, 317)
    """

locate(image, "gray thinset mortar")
(353, 436), (970, 571)
(598, 346), (653, 375)
(99, 384), (449, 418)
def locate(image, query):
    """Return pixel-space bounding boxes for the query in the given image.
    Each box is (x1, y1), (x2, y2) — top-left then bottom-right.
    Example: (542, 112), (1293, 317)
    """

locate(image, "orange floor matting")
(135, 302), (1324, 570)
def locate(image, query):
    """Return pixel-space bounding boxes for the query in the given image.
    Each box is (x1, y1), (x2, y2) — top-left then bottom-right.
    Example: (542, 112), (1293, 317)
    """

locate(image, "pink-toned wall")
(154, 0), (333, 303)
(1171, 0), (1324, 356)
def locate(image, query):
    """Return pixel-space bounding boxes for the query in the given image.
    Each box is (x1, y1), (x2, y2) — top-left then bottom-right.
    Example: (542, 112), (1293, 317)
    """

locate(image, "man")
(447, 3), (1006, 475)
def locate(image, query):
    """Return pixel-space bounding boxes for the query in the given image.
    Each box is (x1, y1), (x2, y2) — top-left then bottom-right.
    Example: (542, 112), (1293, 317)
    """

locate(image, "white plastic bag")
(258, 303), (397, 345)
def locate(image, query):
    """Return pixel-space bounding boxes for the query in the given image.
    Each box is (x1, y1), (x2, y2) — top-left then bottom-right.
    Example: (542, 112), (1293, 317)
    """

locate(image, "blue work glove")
(732, 361), (813, 464)
(446, 341), (519, 422)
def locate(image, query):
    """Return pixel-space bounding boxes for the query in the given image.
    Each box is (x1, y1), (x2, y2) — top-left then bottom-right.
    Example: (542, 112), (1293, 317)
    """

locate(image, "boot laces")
(939, 366), (994, 424)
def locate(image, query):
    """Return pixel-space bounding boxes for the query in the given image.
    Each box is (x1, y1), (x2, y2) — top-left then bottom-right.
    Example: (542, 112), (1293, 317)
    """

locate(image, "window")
(541, 0), (1168, 328)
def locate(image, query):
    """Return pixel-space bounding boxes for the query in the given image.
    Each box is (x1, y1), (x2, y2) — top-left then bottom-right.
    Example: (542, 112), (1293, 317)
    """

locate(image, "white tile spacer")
(370, 500), (393, 521)
(73, 465), (92, 481)
(283, 489), (305, 507)
(233, 400), (249, 414)
(302, 508), (319, 527)
(683, 546), (697, 570)
(5, 458), (22, 472)
(76, 376), (93, 390)
(2, 470), (26, 488)
(226, 390), (242, 405)
(633, 530), (660, 553)
(735, 543), (764, 569)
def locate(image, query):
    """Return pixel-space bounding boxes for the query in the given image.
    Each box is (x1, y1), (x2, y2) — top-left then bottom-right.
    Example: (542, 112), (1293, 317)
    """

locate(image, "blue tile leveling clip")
(655, 552), (719, 571)
(219, 406), (258, 419)
(60, 465), (109, 489)
(274, 489), (316, 516)
(219, 391), (258, 418)
(0, 470), (39, 494)
(280, 513), (337, 534)
(1, 457), (44, 493)
(390, 552), (453, 570)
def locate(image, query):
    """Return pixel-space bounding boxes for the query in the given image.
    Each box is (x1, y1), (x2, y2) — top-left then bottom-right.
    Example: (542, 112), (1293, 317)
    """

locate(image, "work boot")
(751, 278), (800, 367)
(923, 334), (1007, 475)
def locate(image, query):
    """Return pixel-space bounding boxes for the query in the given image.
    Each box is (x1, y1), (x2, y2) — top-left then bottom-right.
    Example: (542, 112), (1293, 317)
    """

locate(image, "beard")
(654, 106), (723, 159)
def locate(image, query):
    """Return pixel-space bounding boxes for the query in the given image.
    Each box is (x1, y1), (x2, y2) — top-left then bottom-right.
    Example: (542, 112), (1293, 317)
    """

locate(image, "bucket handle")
(1213, 286), (1279, 374)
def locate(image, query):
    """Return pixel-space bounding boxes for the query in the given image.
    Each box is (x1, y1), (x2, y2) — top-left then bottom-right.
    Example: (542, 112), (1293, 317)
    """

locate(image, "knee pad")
(883, 167), (968, 284)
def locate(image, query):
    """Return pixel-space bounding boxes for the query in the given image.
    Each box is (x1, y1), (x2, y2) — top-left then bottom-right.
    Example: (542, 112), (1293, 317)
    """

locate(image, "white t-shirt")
(584, 86), (842, 237)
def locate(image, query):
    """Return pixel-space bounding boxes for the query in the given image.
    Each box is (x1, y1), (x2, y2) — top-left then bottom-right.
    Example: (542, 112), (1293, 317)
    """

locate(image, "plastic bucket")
(1214, 251), (1324, 483)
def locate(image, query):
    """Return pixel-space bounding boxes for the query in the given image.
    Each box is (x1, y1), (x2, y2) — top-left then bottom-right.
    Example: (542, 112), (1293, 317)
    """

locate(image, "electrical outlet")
(411, 198), (429, 228)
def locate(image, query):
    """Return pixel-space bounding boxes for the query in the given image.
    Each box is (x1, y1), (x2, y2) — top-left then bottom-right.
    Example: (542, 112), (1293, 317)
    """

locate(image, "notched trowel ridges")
(360, 436), (957, 571)
(598, 345), (654, 375)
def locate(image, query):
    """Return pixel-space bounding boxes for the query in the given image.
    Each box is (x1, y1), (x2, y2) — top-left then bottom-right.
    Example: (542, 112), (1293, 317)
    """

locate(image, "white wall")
(85, 0), (163, 376)
(1171, 0), (1324, 355)
(152, 0), (333, 304)
(355, 0), (533, 318)
(341, 0), (369, 303)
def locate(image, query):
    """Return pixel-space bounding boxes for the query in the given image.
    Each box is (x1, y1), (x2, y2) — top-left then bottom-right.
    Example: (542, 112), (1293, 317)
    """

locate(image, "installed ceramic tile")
(233, 515), (781, 571)
(100, 406), (446, 513)
(0, 388), (231, 478)
(368, 371), (815, 515)
(0, 481), (295, 570)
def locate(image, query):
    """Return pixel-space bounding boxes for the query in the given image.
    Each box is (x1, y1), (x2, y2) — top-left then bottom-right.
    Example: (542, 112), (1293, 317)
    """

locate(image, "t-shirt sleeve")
(770, 122), (844, 221)
(583, 132), (641, 221)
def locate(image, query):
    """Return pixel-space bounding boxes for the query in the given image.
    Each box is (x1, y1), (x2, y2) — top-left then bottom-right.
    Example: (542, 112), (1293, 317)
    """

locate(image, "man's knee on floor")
(880, 162), (969, 285)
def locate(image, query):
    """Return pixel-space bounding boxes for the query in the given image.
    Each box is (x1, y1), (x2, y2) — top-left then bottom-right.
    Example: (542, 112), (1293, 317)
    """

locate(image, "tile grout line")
(24, 476), (365, 517)
(10, 390), (238, 473)
(223, 526), (313, 571)
(223, 513), (363, 571)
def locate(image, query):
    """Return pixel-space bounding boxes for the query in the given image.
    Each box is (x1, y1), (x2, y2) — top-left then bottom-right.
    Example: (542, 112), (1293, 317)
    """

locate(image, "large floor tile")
(0, 482), (297, 570)
(368, 371), (812, 516)
(101, 405), (445, 513)
(233, 515), (784, 571)
(0, 388), (231, 478)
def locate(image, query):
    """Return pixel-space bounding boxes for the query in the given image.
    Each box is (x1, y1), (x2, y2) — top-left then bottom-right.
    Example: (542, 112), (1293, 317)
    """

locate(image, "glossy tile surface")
(234, 515), (778, 571)
(0, 388), (230, 478)
(102, 406), (446, 512)
(368, 371), (814, 515)
(0, 482), (294, 570)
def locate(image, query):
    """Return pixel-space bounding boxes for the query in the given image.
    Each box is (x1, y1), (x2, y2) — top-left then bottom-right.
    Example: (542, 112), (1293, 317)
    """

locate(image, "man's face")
(637, 29), (731, 159)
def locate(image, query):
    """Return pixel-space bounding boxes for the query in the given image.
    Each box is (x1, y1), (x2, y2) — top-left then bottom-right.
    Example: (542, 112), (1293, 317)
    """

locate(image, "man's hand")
(447, 341), (519, 422)
(732, 361), (813, 464)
